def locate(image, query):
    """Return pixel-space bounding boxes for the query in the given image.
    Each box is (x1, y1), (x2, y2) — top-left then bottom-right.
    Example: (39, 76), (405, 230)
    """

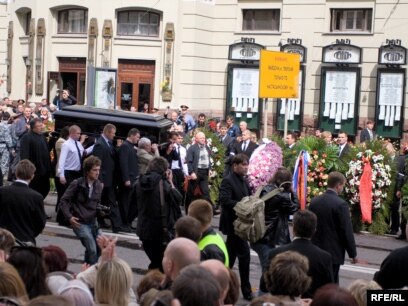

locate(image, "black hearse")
(53, 105), (172, 145)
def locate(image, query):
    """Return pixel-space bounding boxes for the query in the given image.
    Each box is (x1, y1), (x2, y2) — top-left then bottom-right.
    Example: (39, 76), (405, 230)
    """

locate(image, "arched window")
(117, 10), (160, 37)
(58, 9), (88, 33)
(15, 7), (32, 35)
(24, 11), (31, 35)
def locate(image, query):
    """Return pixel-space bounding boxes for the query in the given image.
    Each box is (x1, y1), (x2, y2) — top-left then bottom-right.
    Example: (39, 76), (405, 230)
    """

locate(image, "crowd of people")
(0, 96), (407, 306)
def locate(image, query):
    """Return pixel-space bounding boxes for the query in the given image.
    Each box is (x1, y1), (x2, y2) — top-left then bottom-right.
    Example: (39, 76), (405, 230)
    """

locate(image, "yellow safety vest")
(198, 232), (229, 267)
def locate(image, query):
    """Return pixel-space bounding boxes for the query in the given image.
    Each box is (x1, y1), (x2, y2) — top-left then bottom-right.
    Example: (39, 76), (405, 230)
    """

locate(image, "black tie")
(74, 141), (83, 172)
(177, 145), (182, 169)
(108, 141), (115, 154)
(242, 142), (247, 152)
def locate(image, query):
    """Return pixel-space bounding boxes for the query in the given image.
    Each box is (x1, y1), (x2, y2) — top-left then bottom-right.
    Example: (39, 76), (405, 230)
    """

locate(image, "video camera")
(96, 204), (111, 217)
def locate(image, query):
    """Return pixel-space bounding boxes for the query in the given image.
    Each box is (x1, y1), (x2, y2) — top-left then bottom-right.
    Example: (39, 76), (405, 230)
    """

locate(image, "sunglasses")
(0, 297), (22, 306)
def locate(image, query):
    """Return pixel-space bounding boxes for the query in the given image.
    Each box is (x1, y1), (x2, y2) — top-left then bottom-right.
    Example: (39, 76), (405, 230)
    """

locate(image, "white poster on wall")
(323, 71), (357, 127)
(378, 72), (404, 126)
(280, 70), (303, 120)
(231, 68), (259, 112)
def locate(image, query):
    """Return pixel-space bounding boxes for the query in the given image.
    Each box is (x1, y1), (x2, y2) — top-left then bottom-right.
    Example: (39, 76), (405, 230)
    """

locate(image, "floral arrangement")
(401, 183), (408, 221)
(278, 136), (343, 204)
(43, 119), (55, 132)
(400, 149), (408, 221)
(207, 119), (218, 133)
(247, 141), (282, 192)
(340, 139), (395, 233)
(274, 135), (394, 234)
(342, 139), (395, 234)
(344, 149), (392, 210)
(306, 150), (329, 203)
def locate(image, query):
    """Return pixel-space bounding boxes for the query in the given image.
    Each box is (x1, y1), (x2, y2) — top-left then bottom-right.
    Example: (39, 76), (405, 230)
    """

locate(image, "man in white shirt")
(59, 125), (85, 186)
(165, 131), (188, 200)
(175, 132), (189, 187)
(56, 125), (86, 225)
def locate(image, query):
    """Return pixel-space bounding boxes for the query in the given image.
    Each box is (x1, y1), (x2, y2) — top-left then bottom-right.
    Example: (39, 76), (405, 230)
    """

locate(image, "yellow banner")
(259, 50), (300, 98)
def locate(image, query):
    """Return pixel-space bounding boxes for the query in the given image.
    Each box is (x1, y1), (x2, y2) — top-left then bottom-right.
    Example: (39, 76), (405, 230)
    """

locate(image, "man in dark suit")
(218, 121), (235, 177)
(232, 130), (258, 158)
(0, 159), (46, 245)
(337, 131), (351, 159)
(14, 106), (34, 141)
(260, 210), (334, 298)
(219, 154), (253, 301)
(19, 118), (51, 199)
(92, 123), (126, 233)
(219, 121), (235, 156)
(118, 128), (140, 228)
(309, 171), (358, 283)
(374, 245), (408, 289)
(360, 120), (376, 143)
(285, 131), (298, 149)
(389, 146), (407, 236)
(186, 132), (212, 211)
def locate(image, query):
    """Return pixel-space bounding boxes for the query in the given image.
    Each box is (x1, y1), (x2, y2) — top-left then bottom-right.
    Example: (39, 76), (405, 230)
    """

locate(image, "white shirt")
(171, 145), (188, 176)
(242, 141), (248, 151)
(15, 179), (29, 185)
(180, 145), (188, 176)
(338, 143), (346, 156)
(58, 138), (84, 176)
(101, 134), (111, 147)
(368, 128), (373, 140)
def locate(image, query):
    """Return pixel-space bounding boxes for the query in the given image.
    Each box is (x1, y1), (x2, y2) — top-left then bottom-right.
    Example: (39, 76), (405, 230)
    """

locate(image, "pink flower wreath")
(247, 140), (283, 193)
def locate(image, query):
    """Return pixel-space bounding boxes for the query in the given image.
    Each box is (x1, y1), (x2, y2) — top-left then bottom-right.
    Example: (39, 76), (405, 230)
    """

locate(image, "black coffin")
(53, 105), (172, 144)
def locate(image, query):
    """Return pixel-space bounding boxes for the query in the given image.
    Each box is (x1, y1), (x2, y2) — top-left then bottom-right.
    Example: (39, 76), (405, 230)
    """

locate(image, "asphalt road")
(38, 193), (407, 305)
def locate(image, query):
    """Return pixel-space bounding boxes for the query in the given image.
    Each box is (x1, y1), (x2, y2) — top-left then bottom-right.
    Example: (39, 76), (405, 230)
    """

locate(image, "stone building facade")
(2, 0), (408, 140)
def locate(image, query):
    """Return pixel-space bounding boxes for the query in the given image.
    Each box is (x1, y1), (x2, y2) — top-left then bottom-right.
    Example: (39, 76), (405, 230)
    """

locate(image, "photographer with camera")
(60, 156), (104, 265)
(130, 156), (182, 271)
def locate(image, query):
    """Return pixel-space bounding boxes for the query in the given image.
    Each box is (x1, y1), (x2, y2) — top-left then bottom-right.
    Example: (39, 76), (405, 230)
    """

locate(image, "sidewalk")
(355, 231), (407, 252)
(44, 191), (407, 253)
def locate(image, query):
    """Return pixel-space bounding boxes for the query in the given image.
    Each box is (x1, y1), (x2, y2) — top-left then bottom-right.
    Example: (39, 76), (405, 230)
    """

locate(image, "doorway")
(120, 82), (133, 110)
(56, 57), (86, 105)
(138, 83), (151, 111)
(118, 59), (155, 111)
(61, 72), (76, 98)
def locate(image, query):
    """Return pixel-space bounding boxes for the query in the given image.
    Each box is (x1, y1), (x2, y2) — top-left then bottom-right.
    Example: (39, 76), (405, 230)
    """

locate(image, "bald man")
(185, 132), (212, 212)
(161, 237), (201, 289)
(201, 260), (230, 305)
